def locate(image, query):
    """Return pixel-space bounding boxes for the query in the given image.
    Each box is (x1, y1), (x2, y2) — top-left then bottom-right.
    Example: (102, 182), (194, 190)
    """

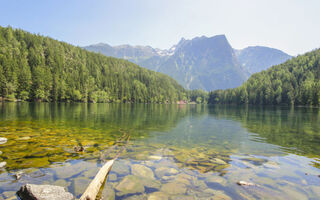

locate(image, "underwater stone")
(108, 173), (118, 181)
(206, 176), (227, 186)
(131, 164), (155, 179)
(17, 184), (74, 200)
(148, 192), (169, 200)
(111, 161), (130, 175)
(141, 178), (161, 190)
(0, 162), (6, 168)
(73, 177), (91, 197)
(155, 167), (179, 178)
(52, 179), (71, 188)
(161, 182), (187, 195)
(101, 184), (115, 200)
(0, 137), (7, 144)
(1, 191), (16, 199)
(170, 195), (196, 200)
(17, 136), (31, 140)
(124, 194), (148, 200)
(115, 175), (145, 196)
(213, 190), (232, 200)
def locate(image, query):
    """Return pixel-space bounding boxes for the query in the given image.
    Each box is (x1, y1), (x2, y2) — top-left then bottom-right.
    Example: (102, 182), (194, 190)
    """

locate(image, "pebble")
(0, 137), (7, 144)
(0, 162), (6, 168)
(14, 171), (23, 180)
(237, 181), (256, 186)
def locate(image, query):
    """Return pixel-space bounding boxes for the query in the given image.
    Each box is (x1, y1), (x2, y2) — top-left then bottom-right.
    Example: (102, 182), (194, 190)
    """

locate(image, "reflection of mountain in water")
(126, 105), (282, 174)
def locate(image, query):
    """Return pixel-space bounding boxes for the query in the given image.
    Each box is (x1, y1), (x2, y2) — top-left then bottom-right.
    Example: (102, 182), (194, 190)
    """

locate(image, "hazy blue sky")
(1, 0), (319, 55)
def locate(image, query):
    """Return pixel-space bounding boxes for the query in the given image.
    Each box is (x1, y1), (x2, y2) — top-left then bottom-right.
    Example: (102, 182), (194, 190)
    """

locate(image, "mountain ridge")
(84, 35), (291, 91)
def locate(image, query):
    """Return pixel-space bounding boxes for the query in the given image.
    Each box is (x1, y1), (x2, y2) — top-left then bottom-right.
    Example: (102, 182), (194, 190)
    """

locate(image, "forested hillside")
(208, 49), (320, 106)
(0, 26), (186, 103)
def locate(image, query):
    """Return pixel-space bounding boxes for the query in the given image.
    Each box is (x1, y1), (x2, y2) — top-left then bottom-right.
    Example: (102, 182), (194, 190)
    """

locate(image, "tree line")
(0, 26), (187, 103)
(208, 49), (320, 106)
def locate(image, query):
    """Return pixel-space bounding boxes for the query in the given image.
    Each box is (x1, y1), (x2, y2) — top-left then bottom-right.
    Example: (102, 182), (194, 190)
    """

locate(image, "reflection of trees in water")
(208, 105), (320, 160)
(0, 103), (196, 171)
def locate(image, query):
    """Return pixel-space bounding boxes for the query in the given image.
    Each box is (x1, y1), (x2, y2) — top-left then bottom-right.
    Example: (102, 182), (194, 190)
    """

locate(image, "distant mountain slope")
(235, 46), (291, 74)
(208, 48), (320, 106)
(84, 36), (291, 91)
(0, 26), (186, 103)
(155, 35), (247, 91)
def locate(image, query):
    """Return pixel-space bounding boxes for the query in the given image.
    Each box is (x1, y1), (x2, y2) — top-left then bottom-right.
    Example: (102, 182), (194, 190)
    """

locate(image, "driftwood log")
(79, 159), (115, 200)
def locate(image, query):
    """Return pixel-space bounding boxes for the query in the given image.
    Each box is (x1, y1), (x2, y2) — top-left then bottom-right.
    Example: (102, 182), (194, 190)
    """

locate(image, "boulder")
(0, 137), (7, 145)
(132, 164), (155, 179)
(17, 184), (74, 200)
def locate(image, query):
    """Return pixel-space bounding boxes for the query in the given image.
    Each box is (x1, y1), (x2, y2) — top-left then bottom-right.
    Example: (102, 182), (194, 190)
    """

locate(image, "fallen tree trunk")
(79, 159), (115, 200)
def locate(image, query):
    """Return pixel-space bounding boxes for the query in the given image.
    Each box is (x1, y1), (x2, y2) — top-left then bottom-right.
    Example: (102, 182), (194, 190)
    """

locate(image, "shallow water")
(0, 103), (319, 199)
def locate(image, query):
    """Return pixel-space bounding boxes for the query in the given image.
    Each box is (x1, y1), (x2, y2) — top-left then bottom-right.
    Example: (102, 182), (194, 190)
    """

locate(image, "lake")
(0, 103), (319, 199)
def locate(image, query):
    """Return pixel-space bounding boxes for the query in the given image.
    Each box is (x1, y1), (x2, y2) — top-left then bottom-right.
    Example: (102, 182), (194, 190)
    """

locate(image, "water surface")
(0, 103), (319, 199)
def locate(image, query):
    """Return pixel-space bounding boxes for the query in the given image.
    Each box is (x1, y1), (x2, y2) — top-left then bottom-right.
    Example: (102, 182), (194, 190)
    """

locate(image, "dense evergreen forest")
(208, 49), (320, 106)
(0, 26), (187, 103)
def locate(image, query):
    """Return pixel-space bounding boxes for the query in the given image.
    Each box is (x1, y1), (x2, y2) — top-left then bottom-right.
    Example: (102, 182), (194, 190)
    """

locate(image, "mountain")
(208, 48), (320, 106)
(235, 46), (291, 74)
(84, 35), (291, 91)
(0, 26), (186, 103)
(155, 35), (247, 91)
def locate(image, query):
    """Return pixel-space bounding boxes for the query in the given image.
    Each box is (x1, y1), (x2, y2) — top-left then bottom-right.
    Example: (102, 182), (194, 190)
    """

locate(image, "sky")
(0, 0), (320, 55)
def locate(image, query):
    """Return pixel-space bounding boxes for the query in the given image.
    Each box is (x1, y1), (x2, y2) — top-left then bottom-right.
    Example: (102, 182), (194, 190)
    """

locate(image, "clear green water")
(0, 103), (319, 199)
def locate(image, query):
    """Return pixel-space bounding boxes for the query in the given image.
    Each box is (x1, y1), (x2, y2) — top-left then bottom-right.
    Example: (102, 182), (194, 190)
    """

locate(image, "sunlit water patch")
(0, 103), (319, 199)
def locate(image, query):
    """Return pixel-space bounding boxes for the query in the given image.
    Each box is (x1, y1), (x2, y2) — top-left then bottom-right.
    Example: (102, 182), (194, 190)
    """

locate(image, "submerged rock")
(141, 178), (161, 190)
(0, 137), (7, 144)
(73, 146), (84, 152)
(213, 190), (232, 200)
(112, 161), (130, 175)
(52, 179), (71, 188)
(148, 192), (169, 200)
(170, 195), (196, 200)
(161, 182), (187, 195)
(205, 176), (227, 186)
(100, 184), (115, 200)
(237, 181), (256, 186)
(108, 173), (118, 181)
(115, 175), (145, 196)
(17, 136), (31, 140)
(14, 171), (23, 180)
(0, 162), (6, 168)
(17, 184), (74, 200)
(124, 194), (148, 200)
(148, 155), (162, 160)
(73, 177), (91, 197)
(155, 167), (179, 178)
(131, 164), (155, 179)
(1, 191), (16, 199)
